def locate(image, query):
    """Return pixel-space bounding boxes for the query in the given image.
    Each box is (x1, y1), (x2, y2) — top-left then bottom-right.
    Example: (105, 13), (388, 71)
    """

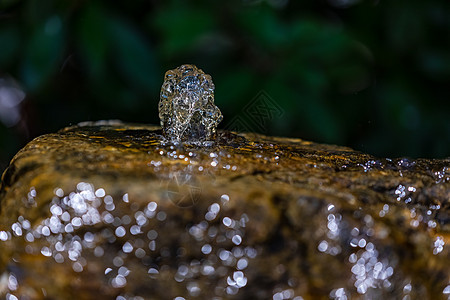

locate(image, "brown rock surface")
(0, 121), (449, 299)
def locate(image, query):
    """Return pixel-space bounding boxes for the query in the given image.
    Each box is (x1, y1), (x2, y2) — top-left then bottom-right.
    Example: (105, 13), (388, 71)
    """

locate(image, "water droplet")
(232, 235), (242, 245)
(201, 244), (212, 255)
(115, 226), (126, 238)
(223, 217), (233, 227)
(122, 242), (133, 253)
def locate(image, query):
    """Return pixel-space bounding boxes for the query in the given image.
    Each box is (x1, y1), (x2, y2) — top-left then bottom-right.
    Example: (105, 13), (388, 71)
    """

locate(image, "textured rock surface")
(0, 121), (449, 299)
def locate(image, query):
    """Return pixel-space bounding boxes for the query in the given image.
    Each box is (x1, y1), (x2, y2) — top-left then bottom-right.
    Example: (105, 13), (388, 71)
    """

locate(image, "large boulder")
(0, 121), (448, 299)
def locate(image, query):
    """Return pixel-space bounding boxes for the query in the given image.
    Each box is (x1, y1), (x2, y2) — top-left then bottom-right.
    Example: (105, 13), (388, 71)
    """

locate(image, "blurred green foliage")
(0, 0), (449, 171)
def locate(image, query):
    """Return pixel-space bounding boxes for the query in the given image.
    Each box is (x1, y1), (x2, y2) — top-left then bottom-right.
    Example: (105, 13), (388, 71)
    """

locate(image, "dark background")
(1, 0), (449, 172)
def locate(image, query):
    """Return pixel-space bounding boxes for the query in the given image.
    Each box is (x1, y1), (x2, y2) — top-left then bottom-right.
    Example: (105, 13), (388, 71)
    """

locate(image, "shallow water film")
(0, 121), (448, 299)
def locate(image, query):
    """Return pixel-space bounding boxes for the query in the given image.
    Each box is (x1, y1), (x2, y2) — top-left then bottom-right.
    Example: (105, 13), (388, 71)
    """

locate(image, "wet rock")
(0, 121), (448, 299)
